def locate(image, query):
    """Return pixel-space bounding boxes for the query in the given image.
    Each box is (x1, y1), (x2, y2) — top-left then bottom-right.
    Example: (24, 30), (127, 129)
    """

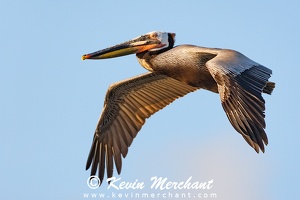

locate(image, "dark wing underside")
(86, 72), (198, 184)
(206, 50), (274, 153)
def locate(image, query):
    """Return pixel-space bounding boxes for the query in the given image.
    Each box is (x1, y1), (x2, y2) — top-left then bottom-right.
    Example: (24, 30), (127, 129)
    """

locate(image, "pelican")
(82, 31), (275, 184)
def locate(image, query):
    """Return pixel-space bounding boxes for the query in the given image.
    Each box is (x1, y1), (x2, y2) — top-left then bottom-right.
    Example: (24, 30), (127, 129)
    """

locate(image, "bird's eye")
(150, 32), (158, 38)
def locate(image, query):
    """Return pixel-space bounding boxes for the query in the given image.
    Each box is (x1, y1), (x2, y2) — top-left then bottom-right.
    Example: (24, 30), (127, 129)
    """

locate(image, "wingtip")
(253, 143), (266, 153)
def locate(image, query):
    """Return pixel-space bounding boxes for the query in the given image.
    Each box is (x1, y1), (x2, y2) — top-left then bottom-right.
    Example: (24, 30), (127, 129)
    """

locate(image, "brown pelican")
(82, 31), (275, 184)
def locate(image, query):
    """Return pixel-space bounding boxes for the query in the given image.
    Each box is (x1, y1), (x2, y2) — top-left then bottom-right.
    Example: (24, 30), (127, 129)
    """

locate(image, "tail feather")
(263, 81), (275, 94)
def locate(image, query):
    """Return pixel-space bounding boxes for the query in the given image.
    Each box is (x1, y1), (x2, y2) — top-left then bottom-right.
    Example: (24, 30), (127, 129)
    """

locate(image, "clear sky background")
(1, 1), (299, 200)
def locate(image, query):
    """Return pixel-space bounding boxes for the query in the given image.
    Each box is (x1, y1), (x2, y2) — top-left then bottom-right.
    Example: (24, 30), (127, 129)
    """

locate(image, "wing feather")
(86, 72), (198, 184)
(206, 49), (273, 152)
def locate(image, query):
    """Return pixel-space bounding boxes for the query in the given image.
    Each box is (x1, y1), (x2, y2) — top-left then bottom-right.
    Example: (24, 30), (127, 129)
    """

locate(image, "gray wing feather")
(86, 72), (198, 184)
(206, 49), (273, 152)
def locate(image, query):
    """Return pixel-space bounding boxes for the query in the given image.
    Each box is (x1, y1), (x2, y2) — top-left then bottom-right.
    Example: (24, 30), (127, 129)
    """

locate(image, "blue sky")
(1, 1), (299, 199)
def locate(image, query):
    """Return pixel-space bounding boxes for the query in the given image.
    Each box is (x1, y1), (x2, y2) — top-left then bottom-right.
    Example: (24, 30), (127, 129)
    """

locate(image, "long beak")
(82, 35), (164, 60)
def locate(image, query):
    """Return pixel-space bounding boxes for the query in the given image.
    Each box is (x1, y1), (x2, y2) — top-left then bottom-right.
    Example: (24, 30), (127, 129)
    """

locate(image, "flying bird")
(82, 31), (275, 184)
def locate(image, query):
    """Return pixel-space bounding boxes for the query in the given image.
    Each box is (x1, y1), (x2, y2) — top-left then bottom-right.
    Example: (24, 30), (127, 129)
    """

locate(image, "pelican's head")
(82, 31), (176, 60)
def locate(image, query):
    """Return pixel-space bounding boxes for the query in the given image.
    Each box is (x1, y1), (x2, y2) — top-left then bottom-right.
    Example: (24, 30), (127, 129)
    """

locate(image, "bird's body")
(137, 45), (219, 91)
(82, 31), (275, 185)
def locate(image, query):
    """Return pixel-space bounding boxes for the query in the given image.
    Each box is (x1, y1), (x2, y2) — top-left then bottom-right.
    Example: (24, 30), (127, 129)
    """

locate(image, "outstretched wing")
(206, 49), (274, 153)
(86, 72), (198, 183)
